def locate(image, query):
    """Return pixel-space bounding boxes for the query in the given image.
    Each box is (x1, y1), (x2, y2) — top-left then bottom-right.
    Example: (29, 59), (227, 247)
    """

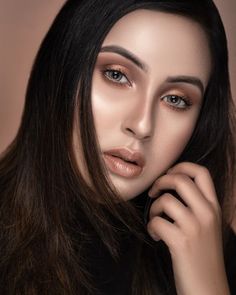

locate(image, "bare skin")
(73, 9), (230, 294)
(90, 10), (211, 200)
(147, 162), (230, 295)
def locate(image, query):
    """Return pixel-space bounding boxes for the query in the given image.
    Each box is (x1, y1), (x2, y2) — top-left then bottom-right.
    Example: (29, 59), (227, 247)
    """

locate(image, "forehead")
(102, 9), (211, 84)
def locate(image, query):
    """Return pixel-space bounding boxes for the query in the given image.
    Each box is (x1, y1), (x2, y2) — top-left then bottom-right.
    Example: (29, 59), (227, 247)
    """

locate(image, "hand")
(146, 162), (230, 295)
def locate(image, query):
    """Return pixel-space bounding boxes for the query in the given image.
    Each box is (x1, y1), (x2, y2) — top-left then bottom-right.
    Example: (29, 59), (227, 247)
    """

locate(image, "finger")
(147, 216), (180, 247)
(148, 173), (211, 217)
(167, 162), (219, 211)
(149, 193), (192, 228)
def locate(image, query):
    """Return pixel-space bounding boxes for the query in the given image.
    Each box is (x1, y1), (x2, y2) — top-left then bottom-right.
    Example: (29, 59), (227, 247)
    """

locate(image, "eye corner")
(101, 67), (132, 87)
(161, 93), (193, 111)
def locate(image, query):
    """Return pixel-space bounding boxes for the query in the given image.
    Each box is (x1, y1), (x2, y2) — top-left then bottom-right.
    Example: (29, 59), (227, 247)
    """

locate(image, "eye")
(103, 69), (130, 86)
(162, 94), (192, 110)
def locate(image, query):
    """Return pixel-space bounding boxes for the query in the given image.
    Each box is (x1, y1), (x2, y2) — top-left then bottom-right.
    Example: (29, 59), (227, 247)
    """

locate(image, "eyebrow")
(100, 45), (148, 72)
(100, 45), (205, 95)
(166, 76), (204, 95)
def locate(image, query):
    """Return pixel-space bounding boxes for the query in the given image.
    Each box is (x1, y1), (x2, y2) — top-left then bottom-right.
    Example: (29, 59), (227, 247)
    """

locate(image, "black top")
(225, 227), (236, 294)
(86, 232), (136, 295)
(86, 194), (236, 295)
(88, 227), (236, 295)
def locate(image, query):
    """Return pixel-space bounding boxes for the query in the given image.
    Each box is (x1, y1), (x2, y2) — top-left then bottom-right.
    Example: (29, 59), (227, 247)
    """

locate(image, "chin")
(112, 182), (147, 201)
(107, 172), (152, 201)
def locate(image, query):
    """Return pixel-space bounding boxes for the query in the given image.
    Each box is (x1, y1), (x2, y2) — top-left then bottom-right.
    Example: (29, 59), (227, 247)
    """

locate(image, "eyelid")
(101, 65), (133, 86)
(161, 94), (193, 111)
(105, 69), (129, 83)
(97, 53), (144, 75)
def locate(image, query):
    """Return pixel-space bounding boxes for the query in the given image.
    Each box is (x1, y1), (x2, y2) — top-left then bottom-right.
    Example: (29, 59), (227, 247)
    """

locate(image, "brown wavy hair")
(0, 0), (235, 294)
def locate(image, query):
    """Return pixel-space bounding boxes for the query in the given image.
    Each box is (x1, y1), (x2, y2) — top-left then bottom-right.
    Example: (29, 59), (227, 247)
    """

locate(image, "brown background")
(0, 0), (235, 153)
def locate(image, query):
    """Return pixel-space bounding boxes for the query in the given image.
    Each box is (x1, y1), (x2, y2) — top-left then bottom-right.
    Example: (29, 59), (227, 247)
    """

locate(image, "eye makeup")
(161, 94), (193, 112)
(96, 51), (143, 75)
(99, 65), (134, 88)
(95, 53), (202, 113)
(159, 82), (202, 112)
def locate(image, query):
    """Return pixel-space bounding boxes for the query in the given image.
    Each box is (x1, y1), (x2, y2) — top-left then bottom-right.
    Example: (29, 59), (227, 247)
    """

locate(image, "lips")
(103, 148), (145, 178)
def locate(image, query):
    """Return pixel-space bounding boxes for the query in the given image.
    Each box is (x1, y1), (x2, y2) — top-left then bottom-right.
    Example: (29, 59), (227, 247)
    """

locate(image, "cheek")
(92, 93), (120, 145)
(91, 79), (129, 143)
(91, 79), (122, 137)
(151, 110), (199, 165)
(92, 93), (111, 128)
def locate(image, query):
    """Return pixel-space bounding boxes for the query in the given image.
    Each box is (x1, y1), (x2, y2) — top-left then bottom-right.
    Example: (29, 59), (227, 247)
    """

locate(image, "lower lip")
(103, 154), (143, 178)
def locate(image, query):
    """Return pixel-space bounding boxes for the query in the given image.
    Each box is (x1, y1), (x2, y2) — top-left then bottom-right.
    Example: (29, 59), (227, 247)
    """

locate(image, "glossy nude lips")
(103, 148), (145, 178)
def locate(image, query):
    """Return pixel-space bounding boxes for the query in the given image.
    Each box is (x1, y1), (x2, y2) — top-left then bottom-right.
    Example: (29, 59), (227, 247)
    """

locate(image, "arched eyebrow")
(100, 45), (148, 72)
(100, 45), (205, 95)
(166, 76), (204, 96)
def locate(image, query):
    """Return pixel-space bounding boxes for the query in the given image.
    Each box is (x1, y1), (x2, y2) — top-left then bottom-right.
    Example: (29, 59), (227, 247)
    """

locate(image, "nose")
(121, 100), (153, 141)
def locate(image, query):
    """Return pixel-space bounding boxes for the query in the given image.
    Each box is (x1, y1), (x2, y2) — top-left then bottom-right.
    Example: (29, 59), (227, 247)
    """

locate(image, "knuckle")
(149, 204), (158, 218)
(182, 214), (201, 237)
(149, 193), (174, 219)
(173, 234), (191, 252)
(199, 165), (210, 177)
(189, 219), (201, 236)
(175, 224), (201, 251)
(201, 206), (219, 226)
(160, 193), (174, 206)
(172, 174), (189, 187)
(147, 216), (161, 233)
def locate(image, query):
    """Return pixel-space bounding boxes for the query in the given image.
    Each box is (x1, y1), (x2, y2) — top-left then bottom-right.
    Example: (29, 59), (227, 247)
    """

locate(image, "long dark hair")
(0, 0), (235, 294)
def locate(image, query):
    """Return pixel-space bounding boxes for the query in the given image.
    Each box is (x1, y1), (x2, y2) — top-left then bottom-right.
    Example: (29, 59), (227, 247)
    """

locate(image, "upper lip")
(103, 147), (145, 167)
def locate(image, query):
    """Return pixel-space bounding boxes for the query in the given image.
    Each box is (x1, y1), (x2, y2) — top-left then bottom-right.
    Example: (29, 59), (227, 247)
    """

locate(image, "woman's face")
(75, 9), (211, 201)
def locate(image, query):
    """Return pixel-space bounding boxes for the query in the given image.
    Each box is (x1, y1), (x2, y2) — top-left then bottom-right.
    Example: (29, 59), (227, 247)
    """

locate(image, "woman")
(0, 0), (235, 294)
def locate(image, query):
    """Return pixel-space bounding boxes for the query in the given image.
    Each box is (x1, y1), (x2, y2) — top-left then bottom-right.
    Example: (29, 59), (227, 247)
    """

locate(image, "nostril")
(126, 127), (135, 134)
(143, 134), (151, 140)
(126, 128), (136, 135)
(124, 125), (152, 140)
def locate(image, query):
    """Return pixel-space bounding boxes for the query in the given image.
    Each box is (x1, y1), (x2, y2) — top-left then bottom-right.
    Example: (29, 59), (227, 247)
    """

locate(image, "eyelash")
(161, 95), (193, 111)
(102, 68), (193, 111)
(102, 68), (131, 86)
